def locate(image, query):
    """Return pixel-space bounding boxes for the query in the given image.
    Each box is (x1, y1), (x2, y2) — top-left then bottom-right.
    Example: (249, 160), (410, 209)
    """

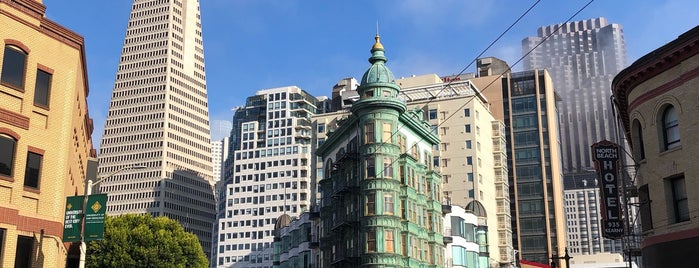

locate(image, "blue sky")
(43, 0), (698, 145)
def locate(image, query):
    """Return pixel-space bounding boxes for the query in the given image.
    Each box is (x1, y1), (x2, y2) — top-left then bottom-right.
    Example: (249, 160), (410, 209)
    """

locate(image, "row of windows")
(2, 45), (52, 108)
(0, 135), (42, 189)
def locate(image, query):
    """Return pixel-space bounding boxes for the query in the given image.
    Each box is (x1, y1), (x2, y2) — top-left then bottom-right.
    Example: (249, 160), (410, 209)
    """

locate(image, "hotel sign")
(591, 140), (624, 239)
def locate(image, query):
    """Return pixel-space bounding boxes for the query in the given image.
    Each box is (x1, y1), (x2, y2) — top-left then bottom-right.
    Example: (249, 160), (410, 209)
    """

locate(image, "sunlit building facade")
(97, 0), (216, 258)
(0, 0), (96, 266)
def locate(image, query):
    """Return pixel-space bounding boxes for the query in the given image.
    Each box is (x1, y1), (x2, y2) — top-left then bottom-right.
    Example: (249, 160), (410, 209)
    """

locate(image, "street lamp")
(78, 164), (146, 268)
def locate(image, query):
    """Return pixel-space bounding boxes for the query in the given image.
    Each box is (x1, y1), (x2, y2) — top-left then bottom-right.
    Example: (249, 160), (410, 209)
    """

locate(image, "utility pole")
(550, 247), (572, 268)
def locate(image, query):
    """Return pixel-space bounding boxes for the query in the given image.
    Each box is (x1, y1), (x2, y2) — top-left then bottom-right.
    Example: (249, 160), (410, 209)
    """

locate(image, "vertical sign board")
(63, 196), (84, 242)
(84, 194), (108, 241)
(591, 140), (624, 239)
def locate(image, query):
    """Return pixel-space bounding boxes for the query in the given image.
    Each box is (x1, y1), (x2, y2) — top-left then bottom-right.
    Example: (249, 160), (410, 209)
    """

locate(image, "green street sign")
(63, 196), (84, 242)
(84, 194), (108, 241)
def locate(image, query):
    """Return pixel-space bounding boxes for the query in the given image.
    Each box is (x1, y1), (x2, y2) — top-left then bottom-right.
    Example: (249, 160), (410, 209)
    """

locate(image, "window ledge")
(0, 174), (14, 182)
(23, 186), (40, 194)
(659, 145), (682, 156)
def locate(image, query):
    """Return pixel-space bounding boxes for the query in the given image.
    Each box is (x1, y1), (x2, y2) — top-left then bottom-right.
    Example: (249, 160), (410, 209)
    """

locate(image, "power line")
(375, 0), (596, 166)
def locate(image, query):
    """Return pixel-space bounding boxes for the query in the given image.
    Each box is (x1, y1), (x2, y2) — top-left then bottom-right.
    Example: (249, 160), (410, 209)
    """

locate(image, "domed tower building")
(317, 35), (444, 267)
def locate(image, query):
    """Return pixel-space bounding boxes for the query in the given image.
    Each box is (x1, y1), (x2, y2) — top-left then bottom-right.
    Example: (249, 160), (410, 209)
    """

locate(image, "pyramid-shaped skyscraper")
(97, 0), (215, 258)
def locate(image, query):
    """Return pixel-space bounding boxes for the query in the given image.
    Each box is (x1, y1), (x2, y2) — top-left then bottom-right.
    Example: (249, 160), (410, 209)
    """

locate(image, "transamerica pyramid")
(97, 0), (215, 259)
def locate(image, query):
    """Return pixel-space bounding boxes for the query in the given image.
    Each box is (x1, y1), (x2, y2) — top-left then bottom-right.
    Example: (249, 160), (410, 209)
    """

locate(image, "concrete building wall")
(214, 87), (319, 268)
(0, 0), (96, 266)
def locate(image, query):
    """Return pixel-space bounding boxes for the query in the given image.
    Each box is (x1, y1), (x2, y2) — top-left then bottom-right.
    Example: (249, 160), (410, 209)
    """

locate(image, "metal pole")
(78, 179), (93, 268)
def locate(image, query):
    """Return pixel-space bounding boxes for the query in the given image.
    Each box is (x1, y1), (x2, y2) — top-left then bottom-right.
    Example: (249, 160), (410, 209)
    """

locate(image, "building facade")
(473, 69), (567, 265)
(443, 203), (491, 268)
(523, 17), (627, 178)
(0, 0), (96, 266)
(271, 212), (321, 268)
(213, 87), (321, 267)
(96, 0), (216, 258)
(612, 25), (699, 268)
(314, 75), (514, 267)
(563, 177), (623, 255)
(316, 36), (444, 267)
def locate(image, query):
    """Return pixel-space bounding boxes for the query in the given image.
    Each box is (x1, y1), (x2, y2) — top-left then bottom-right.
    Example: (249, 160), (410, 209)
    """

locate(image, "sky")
(42, 0), (699, 146)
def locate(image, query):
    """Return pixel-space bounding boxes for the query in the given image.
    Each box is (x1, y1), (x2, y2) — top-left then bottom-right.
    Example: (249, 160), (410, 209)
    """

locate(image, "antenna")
(376, 20), (380, 36)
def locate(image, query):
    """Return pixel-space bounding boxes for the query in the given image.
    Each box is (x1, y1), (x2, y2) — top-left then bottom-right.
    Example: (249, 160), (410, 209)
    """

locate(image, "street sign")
(591, 140), (624, 239)
(63, 196), (84, 242)
(84, 194), (108, 241)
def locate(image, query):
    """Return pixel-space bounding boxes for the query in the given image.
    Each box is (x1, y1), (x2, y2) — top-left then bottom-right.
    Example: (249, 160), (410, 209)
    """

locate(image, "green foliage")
(86, 214), (207, 268)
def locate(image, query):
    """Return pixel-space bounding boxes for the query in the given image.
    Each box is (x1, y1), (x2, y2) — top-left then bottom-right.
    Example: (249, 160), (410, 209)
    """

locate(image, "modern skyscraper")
(316, 36), (445, 267)
(97, 0), (215, 258)
(1, 1), (96, 266)
(213, 86), (321, 267)
(473, 67), (567, 265)
(522, 17), (627, 178)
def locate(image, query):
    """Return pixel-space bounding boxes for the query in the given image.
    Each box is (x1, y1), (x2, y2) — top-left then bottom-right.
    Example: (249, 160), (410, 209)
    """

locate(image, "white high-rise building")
(563, 178), (623, 255)
(211, 137), (229, 183)
(523, 17), (627, 177)
(97, 0), (216, 258)
(213, 87), (321, 267)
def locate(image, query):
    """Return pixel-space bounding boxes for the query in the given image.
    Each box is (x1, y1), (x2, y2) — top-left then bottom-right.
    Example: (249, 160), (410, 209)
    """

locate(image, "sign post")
(591, 140), (624, 239)
(63, 196), (85, 242)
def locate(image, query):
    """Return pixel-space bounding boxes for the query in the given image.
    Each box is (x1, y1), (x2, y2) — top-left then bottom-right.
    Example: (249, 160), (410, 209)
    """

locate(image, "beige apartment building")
(0, 0), (96, 267)
(472, 67), (567, 266)
(312, 74), (514, 267)
(612, 25), (699, 268)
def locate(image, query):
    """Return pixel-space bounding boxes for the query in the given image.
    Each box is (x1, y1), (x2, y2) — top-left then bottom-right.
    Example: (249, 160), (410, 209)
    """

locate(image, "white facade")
(211, 137), (229, 182)
(443, 205), (490, 268)
(214, 87), (319, 268)
(97, 0), (216, 258)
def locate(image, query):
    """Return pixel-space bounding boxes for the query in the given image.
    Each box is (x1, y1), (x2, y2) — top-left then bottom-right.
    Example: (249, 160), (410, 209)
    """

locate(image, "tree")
(86, 214), (207, 268)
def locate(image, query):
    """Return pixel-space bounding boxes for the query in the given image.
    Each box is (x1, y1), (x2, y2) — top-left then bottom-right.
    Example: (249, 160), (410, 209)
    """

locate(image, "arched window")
(1, 45), (28, 90)
(0, 134), (17, 177)
(631, 119), (645, 160)
(661, 106), (680, 150)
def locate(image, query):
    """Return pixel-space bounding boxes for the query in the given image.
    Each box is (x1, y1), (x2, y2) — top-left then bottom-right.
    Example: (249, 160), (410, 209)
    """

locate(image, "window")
(662, 106), (680, 150)
(465, 140), (472, 149)
(385, 230), (394, 253)
(366, 230), (376, 252)
(24, 152), (42, 188)
(397, 135), (406, 153)
(638, 184), (653, 231)
(1, 45), (28, 90)
(465, 124), (471, 133)
(631, 119), (645, 160)
(366, 192), (375, 215)
(464, 108), (470, 117)
(366, 156), (375, 178)
(382, 122), (391, 143)
(0, 135), (17, 177)
(14, 235), (33, 268)
(365, 122), (375, 143)
(669, 175), (689, 223)
(429, 109), (438, 120)
(466, 156), (472, 165)
(382, 157), (392, 178)
(317, 123), (325, 133)
(430, 125), (437, 135)
(384, 194), (394, 215)
(33, 69), (51, 107)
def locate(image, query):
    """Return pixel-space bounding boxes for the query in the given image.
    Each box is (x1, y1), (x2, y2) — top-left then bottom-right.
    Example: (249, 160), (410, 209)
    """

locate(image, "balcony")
(331, 212), (359, 230)
(443, 236), (453, 244)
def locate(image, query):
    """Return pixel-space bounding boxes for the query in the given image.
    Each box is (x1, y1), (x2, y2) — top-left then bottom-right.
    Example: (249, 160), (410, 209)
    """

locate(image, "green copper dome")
(360, 35), (395, 85)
